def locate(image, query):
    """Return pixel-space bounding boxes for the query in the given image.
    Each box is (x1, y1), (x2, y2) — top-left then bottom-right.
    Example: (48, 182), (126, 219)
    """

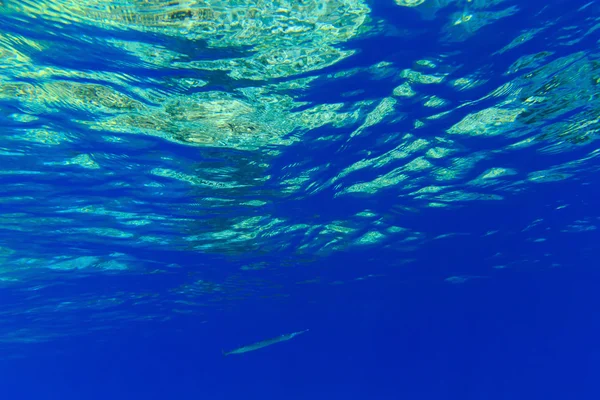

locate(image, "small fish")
(223, 329), (309, 356)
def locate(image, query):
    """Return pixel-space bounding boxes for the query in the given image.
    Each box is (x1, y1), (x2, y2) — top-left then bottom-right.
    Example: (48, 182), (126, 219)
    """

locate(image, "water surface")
(1, 0), (599, 398)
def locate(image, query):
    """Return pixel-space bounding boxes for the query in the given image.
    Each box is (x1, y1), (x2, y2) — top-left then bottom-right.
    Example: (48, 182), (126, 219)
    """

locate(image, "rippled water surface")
(1, 0), (599, 398)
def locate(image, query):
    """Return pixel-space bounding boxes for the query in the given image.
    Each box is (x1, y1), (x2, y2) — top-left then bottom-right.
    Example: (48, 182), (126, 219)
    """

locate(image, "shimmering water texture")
(0, 0), (599, 344)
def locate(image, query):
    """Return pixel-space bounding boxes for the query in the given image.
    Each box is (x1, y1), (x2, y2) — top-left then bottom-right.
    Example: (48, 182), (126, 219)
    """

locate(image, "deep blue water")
(1, 0), (600, 398)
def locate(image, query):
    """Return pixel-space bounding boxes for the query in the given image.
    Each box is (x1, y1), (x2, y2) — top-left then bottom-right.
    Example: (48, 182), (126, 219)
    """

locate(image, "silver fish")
(223, 329), (309, 356)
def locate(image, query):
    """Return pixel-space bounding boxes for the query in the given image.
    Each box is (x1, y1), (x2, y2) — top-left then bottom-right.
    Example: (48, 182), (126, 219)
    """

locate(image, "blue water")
(1, 0), (600, 398)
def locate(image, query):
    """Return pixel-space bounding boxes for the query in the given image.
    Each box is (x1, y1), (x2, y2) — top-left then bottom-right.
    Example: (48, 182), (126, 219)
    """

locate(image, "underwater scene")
(0, 0), (599, 398)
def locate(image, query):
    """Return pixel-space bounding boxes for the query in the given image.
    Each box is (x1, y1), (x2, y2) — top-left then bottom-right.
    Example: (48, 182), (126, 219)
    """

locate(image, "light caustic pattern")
(0, 0), (599, 343)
